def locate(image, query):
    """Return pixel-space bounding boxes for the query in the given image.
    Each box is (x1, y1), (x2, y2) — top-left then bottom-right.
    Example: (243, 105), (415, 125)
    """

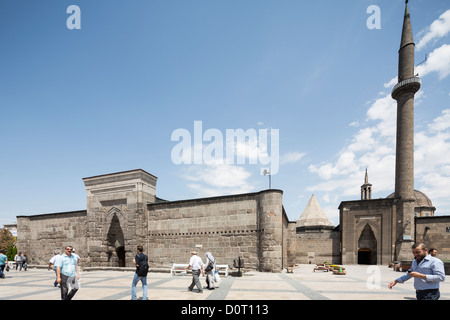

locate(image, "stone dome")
(386, 189), (433, 207)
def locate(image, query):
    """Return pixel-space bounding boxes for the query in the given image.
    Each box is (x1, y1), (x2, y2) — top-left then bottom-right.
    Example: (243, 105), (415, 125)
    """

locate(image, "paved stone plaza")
(0, 264), (448, 300)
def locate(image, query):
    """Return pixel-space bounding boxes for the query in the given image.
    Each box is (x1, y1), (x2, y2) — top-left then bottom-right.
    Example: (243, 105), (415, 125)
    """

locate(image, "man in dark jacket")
(131, 245), (148, 300)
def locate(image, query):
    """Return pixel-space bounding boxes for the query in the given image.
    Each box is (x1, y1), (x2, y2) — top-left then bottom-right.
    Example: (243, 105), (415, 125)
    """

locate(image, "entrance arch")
(357, 224), (377, 265)
(105, 208), (126, 267)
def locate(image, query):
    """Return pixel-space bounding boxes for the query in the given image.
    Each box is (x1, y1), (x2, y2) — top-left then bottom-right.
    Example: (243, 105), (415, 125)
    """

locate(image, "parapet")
(83, 169), (157, 208)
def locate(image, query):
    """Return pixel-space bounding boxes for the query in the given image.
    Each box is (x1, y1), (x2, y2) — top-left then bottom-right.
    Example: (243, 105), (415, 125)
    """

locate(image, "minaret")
(392, 0), (420, 200)
(391, 0), (420, 260)
(361, 168), (372, 200)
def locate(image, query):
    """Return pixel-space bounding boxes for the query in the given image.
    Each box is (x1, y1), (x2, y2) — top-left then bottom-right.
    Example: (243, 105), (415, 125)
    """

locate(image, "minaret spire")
(391, 0), (420, 200)
(391, 0), (420, 261)
(398, 0), (416, 82)
(361, 168), (372, 200)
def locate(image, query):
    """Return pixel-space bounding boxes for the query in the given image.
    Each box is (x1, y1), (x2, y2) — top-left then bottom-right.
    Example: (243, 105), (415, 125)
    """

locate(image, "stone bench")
(170, 263), (229, 277)
(170, 263), (189, 275)
(216, 265), (229, 277)
(313, 265), (329, 272)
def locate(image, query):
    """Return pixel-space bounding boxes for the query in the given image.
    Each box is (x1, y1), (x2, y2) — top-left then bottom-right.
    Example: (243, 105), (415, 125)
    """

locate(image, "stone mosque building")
(16, 2), (450, 271)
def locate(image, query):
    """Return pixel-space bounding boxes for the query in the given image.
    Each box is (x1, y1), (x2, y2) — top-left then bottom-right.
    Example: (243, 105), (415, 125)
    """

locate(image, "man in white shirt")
(48, 250), (61, 287)
(186, 251), (204, 293)
(14, 252), (23, 271)
(72, 249), (81, 264)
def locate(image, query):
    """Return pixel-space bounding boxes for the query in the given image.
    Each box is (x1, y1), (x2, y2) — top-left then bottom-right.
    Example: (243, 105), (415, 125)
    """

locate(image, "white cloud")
(280, 152), (306, 165)
(384, 77), (397, 89)
(416, 44), (450, 79)
(367, 94), (396, 123)
(308, 150), (358, 181)
(415, 109), (450, 181)
(366, 94), (398, 144)
(321, 204), (340, 226)
(384, 20), (450, 87)
(416, 9), (450, 50)
(308, 103), (450, 210)
(182, 163), (255, 197)
(428, 109), (450, 133)
(418, 172), (450, 205)
(347, 127), (377, 152)
(307, 35), (450, 202)
(308, 91), (397, 187)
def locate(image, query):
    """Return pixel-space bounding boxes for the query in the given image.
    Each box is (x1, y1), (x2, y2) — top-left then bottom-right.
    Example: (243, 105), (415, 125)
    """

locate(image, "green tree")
(0, 228), (16, 260)
(0, 228), (15, 251)
(6, 244), (17, 261)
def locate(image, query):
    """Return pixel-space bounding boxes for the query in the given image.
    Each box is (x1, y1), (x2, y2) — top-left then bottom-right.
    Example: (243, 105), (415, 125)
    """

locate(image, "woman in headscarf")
(205, 252), (216, 290)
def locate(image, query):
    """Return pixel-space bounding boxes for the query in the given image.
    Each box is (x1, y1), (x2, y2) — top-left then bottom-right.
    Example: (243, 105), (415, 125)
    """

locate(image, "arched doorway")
(358, 224), (377, 264)
(106, 213), (125, 267)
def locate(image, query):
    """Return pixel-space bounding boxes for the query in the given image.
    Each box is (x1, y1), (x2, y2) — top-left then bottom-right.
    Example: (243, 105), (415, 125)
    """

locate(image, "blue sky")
(1, 0), (450, 226)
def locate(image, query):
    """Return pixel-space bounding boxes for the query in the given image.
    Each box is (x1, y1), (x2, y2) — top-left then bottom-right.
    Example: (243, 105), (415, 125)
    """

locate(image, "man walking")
(55, 246), (80, 300)
(187, 251), (204, 293)
(389, 243), (445, 300)
(48, 250), (61, 287)
(14, 252), (23, 271)
(131, 245), (148, 300)
(0, 250), (7, 279)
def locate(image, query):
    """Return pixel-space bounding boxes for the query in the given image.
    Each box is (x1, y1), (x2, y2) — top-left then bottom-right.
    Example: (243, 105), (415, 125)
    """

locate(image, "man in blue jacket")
(389, 243), (445, 300)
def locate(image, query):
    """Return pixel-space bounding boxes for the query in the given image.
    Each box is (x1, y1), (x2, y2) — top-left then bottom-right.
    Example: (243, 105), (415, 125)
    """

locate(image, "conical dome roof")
(297, 194), (333, 227)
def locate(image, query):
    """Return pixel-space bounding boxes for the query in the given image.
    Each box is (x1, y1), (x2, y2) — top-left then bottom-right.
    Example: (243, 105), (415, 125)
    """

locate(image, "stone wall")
(146, 190), (287, 272)
(16, 210), (88, 265)
(286, 222), (340, 265)
(15, 172), (287, 272)
(415, 215), (450, 261)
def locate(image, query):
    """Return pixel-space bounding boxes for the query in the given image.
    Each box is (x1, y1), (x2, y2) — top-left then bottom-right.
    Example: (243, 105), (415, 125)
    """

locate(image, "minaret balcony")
(391, 76), (421, 100)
